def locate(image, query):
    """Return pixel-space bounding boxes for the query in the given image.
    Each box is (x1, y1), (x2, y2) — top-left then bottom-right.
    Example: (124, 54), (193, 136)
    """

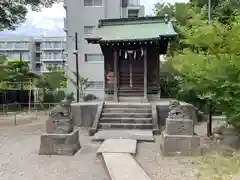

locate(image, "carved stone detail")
(168, 100), (191, 120)
(46, 99), (73, 134)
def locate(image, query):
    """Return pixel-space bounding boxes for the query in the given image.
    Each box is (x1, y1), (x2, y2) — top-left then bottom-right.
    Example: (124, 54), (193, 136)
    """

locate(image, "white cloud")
(25, 3), (65, 29)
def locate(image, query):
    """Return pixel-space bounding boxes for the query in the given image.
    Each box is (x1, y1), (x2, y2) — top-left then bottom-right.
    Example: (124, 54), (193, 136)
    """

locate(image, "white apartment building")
(0, 36), (67, 73)
(34, 36), (67, 73)
(64, 0), (145, 99)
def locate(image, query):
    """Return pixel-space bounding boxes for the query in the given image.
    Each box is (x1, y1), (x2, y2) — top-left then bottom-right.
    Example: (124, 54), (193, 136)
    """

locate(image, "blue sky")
(1, 0), (188, 36)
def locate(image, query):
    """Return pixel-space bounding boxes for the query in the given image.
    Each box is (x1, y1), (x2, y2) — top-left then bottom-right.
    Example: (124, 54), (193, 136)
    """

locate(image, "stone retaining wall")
(71, 99), (203, 128)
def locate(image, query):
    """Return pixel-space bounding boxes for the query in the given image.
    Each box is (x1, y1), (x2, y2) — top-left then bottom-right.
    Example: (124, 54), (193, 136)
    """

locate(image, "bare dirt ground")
(0, 114), (225, 180)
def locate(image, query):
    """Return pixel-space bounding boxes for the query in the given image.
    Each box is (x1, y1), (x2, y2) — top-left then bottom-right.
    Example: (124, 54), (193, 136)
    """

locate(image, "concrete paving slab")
(92, 130), (154, 142)
(103, 153), (151, 180)
(97, 139), (137, 155)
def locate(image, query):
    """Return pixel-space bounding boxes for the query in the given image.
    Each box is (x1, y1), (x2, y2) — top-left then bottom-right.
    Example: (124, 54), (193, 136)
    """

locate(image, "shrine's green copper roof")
(85, 16), (177, 43)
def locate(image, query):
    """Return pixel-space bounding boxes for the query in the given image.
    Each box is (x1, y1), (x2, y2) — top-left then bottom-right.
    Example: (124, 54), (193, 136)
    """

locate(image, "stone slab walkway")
(97, 139), (137, 155)
(103, 153), (151, 180)
(93, 129), (154, 142)
(98, 139), (152, 180)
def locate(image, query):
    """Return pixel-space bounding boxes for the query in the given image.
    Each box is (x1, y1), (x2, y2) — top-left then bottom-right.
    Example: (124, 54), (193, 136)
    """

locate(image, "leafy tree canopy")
(0, 0), (60, 30)
(171, 5), (240, 118)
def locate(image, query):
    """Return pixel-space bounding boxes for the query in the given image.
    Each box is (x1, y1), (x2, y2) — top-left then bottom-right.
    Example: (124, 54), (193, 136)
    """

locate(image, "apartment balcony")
(40, 47), (65, 51)
(3, 47), (30, 51)
(41, 58), (66, 62)
(35, 57), (41, 62)
(0, 46), (6, 50)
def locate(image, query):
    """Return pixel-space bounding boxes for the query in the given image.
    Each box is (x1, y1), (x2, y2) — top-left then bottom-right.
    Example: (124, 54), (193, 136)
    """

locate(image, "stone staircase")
(90, 102), (158, 142)
(99, 103), (153, 130)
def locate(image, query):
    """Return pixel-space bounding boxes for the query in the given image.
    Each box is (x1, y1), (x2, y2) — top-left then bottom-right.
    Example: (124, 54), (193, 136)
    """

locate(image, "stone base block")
(46, 117), (73, 134)
(39, 129), (81, 156)
(165, 118), (194, 135)
(160, 131), (200, 156)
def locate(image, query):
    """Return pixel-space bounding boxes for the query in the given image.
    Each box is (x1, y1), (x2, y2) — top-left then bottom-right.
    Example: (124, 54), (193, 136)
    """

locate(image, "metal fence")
(0, 102), (60, 126)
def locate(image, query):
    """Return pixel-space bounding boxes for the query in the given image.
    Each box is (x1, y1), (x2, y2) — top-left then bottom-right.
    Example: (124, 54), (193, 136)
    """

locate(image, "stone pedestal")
(46, 116), (73, 134)
(161, 118), (200, 156)
(39, 130), (81, 156)
(165, 118), (194, 135)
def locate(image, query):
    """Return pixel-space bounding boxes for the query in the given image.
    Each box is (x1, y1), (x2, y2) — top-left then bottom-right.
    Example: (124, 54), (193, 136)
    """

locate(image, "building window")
(53, 42), (62, 48)
(128, 10), (139, 18)
(84, 26), (95, 35)
(0, 42), (5, 49)
(85, 54), (104, 62)
(22, 52), (31, 61)
(36, 63), (41, 69)
(87, 81), (104, 89)
(84, 0), (102, 6)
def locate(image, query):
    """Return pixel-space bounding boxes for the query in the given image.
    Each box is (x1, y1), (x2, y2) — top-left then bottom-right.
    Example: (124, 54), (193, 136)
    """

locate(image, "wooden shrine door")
(118, 51), (144, 98)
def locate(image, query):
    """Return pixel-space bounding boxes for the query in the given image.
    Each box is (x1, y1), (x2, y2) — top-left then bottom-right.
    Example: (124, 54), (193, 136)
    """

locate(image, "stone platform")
(160, 131), (200, 156)
(92, 129), (154, 142)
(102, 153), (151, 180)
(39, 129), (81, 156)
(98, 139), (151, 180)
(70, 99), (203, 128)
(97, 139), (137, 155)
(160, 100), (201, 156)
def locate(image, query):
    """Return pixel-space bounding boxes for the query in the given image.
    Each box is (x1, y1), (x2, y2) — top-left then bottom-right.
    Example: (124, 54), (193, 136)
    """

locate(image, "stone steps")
(102, 113), (151, 118)
(100, 117), (152, 123)
(94, 102), (154, 136)
(118, 97), (147, 103)
(118, 92), (144, 97)
(95, 103), (154, 135)
(104, 104), (151, 108)
(103, 108), (151, 113)
(99, 123), (153, 129)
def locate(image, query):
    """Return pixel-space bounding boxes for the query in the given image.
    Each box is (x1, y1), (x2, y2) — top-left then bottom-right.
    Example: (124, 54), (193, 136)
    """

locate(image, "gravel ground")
(135, 120), (224, 180)
(0, 116), (109, 180)
(0, 114), (223, 180)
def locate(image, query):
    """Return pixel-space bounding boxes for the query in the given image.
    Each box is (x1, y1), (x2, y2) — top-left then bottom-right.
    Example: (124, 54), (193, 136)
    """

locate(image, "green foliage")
(0, 54), (7, 83)
(83, 94), (97, 102)
(170, 5), (240, 120)
(69, 71), (90, 99)
(5, 60), (30, 82)
(154, 0), (240, 119)
(42, 91), (65, 103)
(35, 70), (66, 90)
(154, 2), (175, 18)
(0, 59), (33, 90)
(34, 68), (67, 104)
(0, 0), (60, 30)
(66, 92), (75, 101)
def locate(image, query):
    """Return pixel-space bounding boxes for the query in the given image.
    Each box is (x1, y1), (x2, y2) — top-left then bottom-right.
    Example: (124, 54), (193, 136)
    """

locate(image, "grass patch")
(197, 148), (240, 180)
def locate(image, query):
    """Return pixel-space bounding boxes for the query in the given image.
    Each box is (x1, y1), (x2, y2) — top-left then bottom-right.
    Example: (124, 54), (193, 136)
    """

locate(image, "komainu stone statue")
(39, 99), (81, 156)
(168, 100), (191, 120)
(46, 99), (74, 134)
(160, 99), (200, 156)
(49, 99), (72, 117)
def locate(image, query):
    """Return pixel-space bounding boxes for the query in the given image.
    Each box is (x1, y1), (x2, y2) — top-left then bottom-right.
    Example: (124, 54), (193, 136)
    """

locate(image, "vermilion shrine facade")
(86, 16), (177, 102)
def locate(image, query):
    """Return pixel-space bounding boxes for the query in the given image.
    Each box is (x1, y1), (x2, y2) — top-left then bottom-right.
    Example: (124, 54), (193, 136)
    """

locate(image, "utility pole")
(20, 52), (23, 62)
(207, 0), (212, 137)
(74, 32), (80, 102)
(19, 52), (24, 90)
(208, 0), (211, 25)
